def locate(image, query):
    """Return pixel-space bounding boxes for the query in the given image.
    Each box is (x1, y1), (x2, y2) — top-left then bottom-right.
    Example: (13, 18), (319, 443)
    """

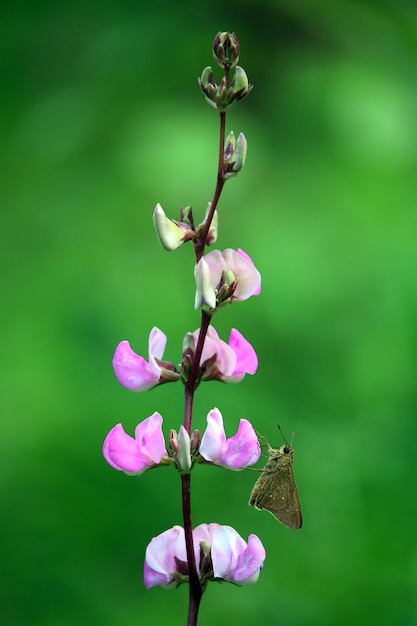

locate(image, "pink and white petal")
(236, 248), (254, 266)
(232, 534), (266, 583)
(143, 559), (173, 589)
(112, 340), (161, 391)
(144, 526), (184, 588)
(211, 526), (246, 579)
(236, 249), (262, 296)
(222, 249), (261, 300)
(148, 327), (167, 366)
(134, 413), (167, 464)
(193, 523), (219, 547)
(228, 329), (258, 376)
(199, 408), (227, 462)
(204, 250), (226, 288)
(197, 328), (219, 364)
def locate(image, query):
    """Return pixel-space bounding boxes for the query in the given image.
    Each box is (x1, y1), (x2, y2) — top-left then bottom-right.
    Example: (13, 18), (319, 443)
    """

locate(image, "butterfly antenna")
(277, 424), (295, 446)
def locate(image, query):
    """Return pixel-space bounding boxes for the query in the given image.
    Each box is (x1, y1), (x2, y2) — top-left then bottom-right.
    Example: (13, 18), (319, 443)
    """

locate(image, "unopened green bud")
(177, 426), (191, 473)
(213, 32), (240, 69)
(230, 66), (252, 102)
(198, 66), (218, 109)
(223, 131), (247, 179)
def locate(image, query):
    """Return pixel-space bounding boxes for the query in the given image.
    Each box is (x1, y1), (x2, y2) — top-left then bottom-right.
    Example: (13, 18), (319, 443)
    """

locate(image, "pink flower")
(143, 523), (265, 588)
(112, 327), (179, 391)
(189, 325), (258, 382)
(194, 248), (261, 310)
(210, 526), (266, 584)
(199, 408), (260, 469)
(102, 413), (169, 475)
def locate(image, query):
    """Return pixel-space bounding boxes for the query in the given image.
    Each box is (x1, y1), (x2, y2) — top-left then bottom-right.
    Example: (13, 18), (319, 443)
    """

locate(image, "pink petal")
(232, 534), (266, 583)
(112, 340), (161, 391)
(199, 408), (227, 462)
(223, 248), (261, 300)
(228, 328), (258, 377)
(222, 419), (261, 468)
(102, 424), (150, 474)
(134, 413), (167, 464)
(198, 326), (237, 376)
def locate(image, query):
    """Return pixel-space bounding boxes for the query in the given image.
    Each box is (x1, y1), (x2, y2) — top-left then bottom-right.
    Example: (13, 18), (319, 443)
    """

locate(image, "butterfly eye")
(283, 445), (291, 454)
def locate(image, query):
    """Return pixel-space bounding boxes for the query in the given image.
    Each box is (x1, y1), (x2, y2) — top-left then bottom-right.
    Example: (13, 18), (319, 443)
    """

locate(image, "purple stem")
(181, 101), (228, 626)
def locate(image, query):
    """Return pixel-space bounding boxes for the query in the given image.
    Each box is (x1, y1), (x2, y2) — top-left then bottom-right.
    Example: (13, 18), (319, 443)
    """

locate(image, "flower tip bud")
(213, 32), (240, 69)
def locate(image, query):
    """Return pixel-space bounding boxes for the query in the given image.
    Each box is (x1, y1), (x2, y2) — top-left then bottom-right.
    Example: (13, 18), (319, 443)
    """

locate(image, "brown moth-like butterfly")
(249, 430), (302, 529)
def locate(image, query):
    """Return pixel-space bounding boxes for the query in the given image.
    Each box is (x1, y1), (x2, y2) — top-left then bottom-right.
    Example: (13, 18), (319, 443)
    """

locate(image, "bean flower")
(112, 326), (180, 392)
(186, 325), (258, 382)
(143, 523), (265, 589)
(194, 248), (261, 310)
(199, 407), (260, 469)
(102, 413), (171, 475)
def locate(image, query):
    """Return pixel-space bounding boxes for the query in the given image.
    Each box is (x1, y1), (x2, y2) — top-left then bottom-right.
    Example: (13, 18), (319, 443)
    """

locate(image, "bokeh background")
(1, 1), (416, 625)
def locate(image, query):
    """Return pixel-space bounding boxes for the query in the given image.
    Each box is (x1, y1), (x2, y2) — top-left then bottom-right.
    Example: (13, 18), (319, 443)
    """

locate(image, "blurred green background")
(1, 0), (416, 624)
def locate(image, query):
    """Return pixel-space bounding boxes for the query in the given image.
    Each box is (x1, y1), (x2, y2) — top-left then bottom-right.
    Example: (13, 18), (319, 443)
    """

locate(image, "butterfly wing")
(249, 449), (302, 530)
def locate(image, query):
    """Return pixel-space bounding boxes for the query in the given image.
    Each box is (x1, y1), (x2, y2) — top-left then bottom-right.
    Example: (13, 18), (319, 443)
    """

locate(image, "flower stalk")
(103, 32), (263, 626)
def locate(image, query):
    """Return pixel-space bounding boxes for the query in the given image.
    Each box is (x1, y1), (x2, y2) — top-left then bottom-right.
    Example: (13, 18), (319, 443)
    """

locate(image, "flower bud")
(229, 66), (252, 102)
(212, 32), (240, 69)
(177, 426), (192, 473)
(190, 429), (201, 456)
(203, 203), (218, 245)
(223, 132), (247, 179)
(194, 203), (218, 246)
(198, 66), (218, 110)
(153, 203), (195, 251)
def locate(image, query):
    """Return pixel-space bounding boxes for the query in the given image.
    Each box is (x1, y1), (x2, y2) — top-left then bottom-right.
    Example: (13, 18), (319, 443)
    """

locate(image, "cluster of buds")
(198, 65), (252, 112)
(198, 31), (252, 113)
